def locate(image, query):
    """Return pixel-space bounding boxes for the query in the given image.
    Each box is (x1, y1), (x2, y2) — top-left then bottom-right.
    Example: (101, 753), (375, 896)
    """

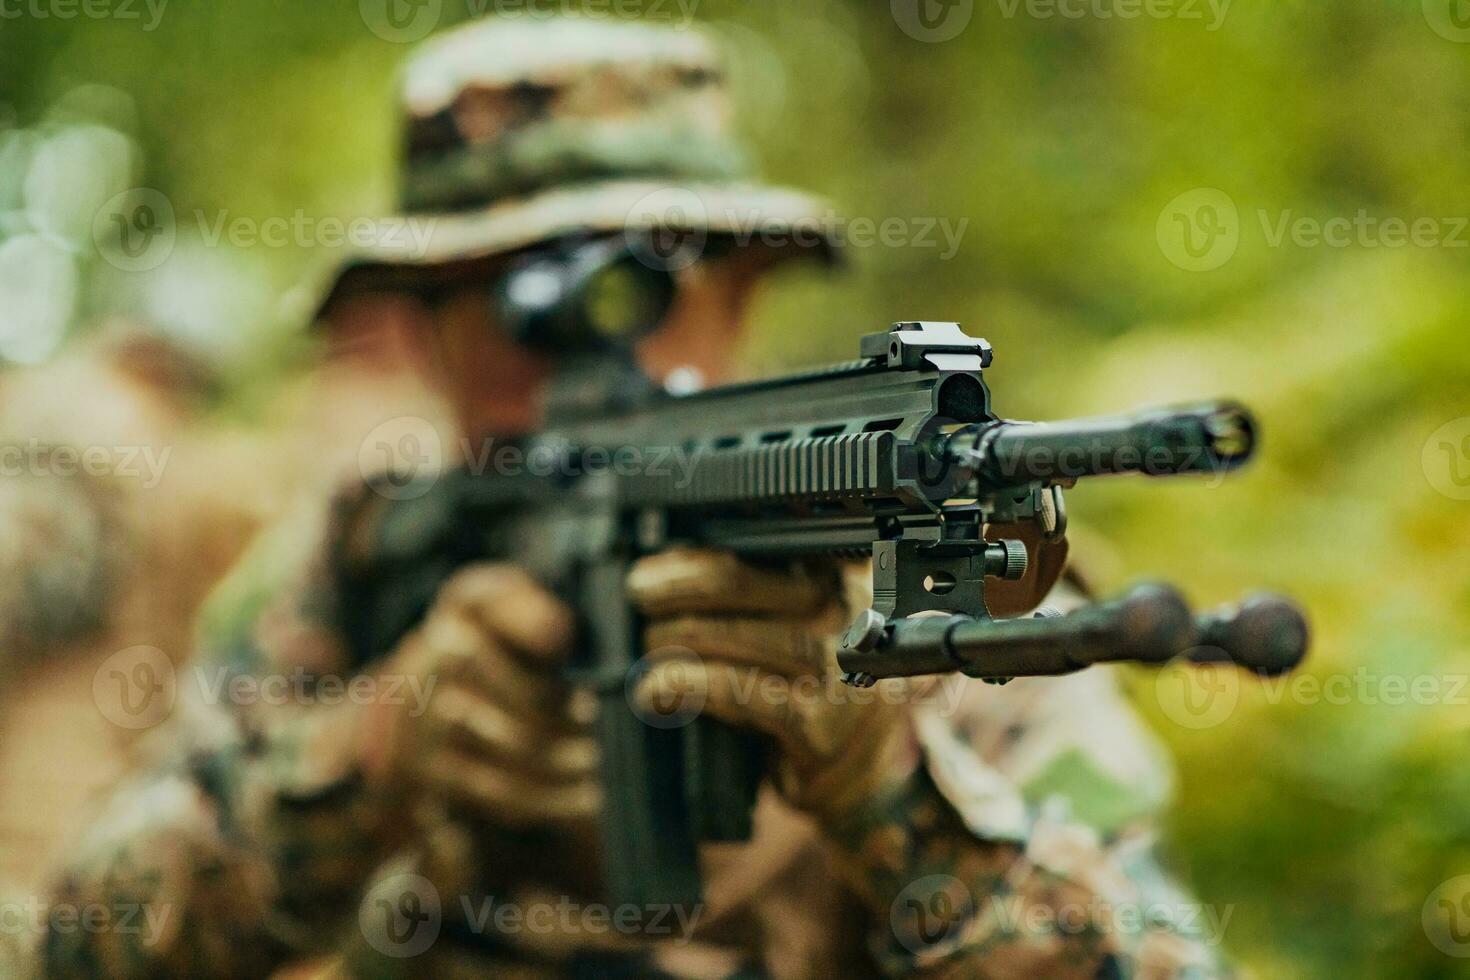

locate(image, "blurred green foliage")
(2, 2), (1468, 975)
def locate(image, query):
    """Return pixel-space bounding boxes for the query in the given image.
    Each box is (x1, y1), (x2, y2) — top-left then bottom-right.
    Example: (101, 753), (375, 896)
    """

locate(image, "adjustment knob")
(840, 608), (888, 654)
(985, 539), (1029, 581)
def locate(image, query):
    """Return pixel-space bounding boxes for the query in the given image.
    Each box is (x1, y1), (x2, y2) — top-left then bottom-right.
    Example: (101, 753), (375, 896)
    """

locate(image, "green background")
(2, 1), (1468, 975)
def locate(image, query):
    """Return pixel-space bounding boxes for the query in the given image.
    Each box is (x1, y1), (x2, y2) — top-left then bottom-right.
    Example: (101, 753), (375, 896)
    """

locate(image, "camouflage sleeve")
(41, 494), (406, 978)
(824, 583), (1229, 979)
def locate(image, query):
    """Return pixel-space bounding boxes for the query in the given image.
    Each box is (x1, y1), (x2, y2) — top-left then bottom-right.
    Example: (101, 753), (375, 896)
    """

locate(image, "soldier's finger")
(643, 614), (835, 680)
(421, 748), (601, 826)
(422, 609), (575, 724)
(433, 685), (597, 784)
(438, 563), (575, 661)
(627, 548), (835, 618)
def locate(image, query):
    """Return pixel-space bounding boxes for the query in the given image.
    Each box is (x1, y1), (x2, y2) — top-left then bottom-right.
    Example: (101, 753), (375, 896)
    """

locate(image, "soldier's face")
(422, 244), (776, 438)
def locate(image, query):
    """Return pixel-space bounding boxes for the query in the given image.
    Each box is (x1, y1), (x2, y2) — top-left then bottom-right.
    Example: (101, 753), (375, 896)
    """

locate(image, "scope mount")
(861, 321), (994, 372)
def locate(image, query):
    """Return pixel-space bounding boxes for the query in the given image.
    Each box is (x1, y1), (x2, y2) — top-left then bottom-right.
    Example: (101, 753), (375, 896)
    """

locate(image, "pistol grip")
(581, 558), (702, 909)
(684, 718), (765, 843)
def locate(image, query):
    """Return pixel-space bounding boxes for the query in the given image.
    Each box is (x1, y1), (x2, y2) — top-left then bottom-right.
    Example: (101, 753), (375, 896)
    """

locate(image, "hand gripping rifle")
(354, 317), (1309, 911)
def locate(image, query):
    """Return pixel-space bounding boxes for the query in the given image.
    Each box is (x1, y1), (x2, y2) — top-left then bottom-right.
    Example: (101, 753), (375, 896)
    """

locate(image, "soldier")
(41, 18), (1226, 979)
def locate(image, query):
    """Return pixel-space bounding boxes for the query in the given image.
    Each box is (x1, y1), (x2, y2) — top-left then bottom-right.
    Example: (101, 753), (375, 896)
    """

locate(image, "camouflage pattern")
(0, 464), (123, 666)
(400, 19), (746, 211)
(322, 17), (837, 305)
(39, 479), (1226, 978)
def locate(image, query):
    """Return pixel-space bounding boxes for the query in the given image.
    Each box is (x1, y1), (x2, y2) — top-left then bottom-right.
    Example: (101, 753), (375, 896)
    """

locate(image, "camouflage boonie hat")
(321, 16), (838, 308)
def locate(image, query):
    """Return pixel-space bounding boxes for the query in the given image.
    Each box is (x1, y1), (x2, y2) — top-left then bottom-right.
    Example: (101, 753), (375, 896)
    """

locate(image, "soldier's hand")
(626, 549), (916, 827)
(359, 563), (599, 828)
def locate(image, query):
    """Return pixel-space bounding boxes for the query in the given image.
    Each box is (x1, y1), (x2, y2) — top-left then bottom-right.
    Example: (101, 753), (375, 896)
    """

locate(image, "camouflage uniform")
(41, 18), (1226, 980)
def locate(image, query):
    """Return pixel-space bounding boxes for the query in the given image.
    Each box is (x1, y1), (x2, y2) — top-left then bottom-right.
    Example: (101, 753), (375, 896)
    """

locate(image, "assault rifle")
(351, 319), (1309, 910)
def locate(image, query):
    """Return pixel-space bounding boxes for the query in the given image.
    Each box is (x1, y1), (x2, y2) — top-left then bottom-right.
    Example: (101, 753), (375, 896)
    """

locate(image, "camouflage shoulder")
(192, 479), (378, 678)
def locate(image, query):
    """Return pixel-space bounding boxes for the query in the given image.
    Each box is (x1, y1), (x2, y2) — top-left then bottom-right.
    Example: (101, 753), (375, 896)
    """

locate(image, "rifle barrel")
(956, 402), (1256, 485)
